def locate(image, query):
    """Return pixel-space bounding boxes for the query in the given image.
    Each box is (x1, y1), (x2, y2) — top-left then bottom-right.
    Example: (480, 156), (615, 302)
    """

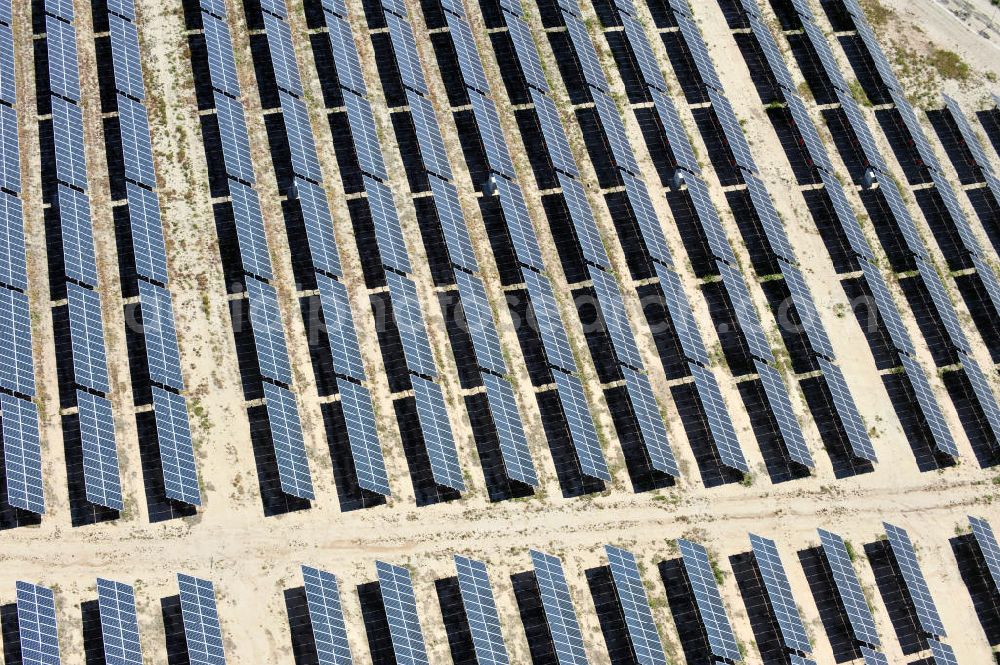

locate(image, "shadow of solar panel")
(177, 574), (227, 665)
(470, 93), (516, 179)
(522, 270), (575, 373)
(2, 395), (44, 514)
(533, 91), (578, 178)
(428, 176), (478, 271)
(755, 361), (813, 468)
(337, 380), (390, 495)
(0, 106), (20, 193)
(386, 13), (428, 95)
(494, 175), (543, 270)
(67, 283), (111, 393)
(454, 270), (506, 375)
(202, 13), (241, 98)
(653, 264), (709, 365)
(883, 522), (946, 637)
(684, 174), (734, 265)
(553, 370), (610, 481)
(718, 261), (772, 362)
(385, 272), (437, 378)
(899, 354), (958, 458)
(46, 15), (81, 102)
(137, 281), (185, 390)
(688, 362), (748, 473)
(592, 90), (640, 175)
(376, 561), (431, 665)
(117, 94), (156, 188)
(819, 170), (876, 261)
(446, 12), (490, 94)
(301, 565), (354, 665)
(315, 273), (366, 381)
(407, 92), (451, 180)
(604, 545), (668, 665)
(818, 528), (881, 646)
(108, 14), (144, 101)
(481, 373), (537, 486)
(364, 176), (411, 274)
(244, 276), (293, 385)
(676, 539), (741, 662)
(97, 579), (143, 665)
(151, 386), (201, 506)
(263, 13), (303, 96)
(916, 260), (969, 353)
(454, 556), (511, 665)
(263, 382), (314, 500)
(281, 91), (324, 183)
(126, 183), (169, 285)
(52, 97), (88, 190)
(748, 534), (812, 653)
(411, 375), (464, 490)
(78, 390), (122, 511)
(530, 550), (589, 665)
(508, 16), (548, 93)
(228, 180), (273, 280)
(0, 289), (34, 397)
(558, 175), (609, 269)
(16, 581), (62, 665)
(621, 367), (679, 477)
(589, 267), (643, 369)
(214, 92), (255, 183)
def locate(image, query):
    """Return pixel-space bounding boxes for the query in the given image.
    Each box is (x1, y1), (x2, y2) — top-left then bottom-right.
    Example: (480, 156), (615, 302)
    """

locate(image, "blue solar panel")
(744, 172), (795, 263)
(961, 354), (1000, 446)
(589, 267), (643, 370)
(364, 176), (411, 274)
(151, 386), (201, 506)
(689, 362), (748, 473)
(126, 182), (169, 285)
(494, 175), (543, 271)
(338, 380), (390, 495)
(801, 21), (848, 93)
(969, 516), (1000, 594)
(817, 356), (877, 462)
(836, 90), (887, 174)
(214, 92), (255, 183)
(944, 95), (992, 173)
(649, 87), (699, 174)
(78, 390), (122, 511)
(928, 639), (957, 665)
(747, 14), (795, 93)
(386, 13), (427, 95)
(428, 176), (478, 272)
(875, 172), (928, 260)
(522, 270), (576, 373)
(781, 262), (836, 360)
(108, 14), (144, 101)
(593, 91), (640, 175)
(177, 574), (227, 665)
(263, 382), (314, 500)
(530, 550), (589, 665)
(376, 561), (430, 665)
(620, 13), (664, 93)
(455, 270), (506, 376)
(675, 13), (724, 92)
(407, 91), (451, 180)
(755, 360), (813, 468)
(890, 91), (939, 173)
(202, 13), (241, 98)
(553, 370), (610, 481)
(446, 12), (490, 95)
(532, 90), (578, 178)
(16, 581), (62, 665)
(301, 566), (354, 665)
(748, 534), (811, 654)
(199, 0), (227, 19)
(138, 280), (185, 390)
(563, 13), (609, 93)
(916, 259), (969, 353)
(282, 92), (323, 183)
(46, 15), (81, 102)
(507, 16), (548, 93)
(342, 92), (386, 182)
(56, 184), (98, 286)
(883, 522), (946, 637)
(653, 264), (709, 365)
(819, 169), (876, 261)
(96, 579), (143, 665)
(228, 180), (273, 280)
(262, 12), (302, 96)
(107, 0), (135, 19)
(385, 272), (437, 378)
(786, 93), (833, 173)
(621, 367), (679, 477)
(67, 283), (110, 394)
(972, 255), (1000, 320)
(411, 375), (464, 490)
(857, 259), (913, 355)
(52, 97), (88, 190)
(707, 88), (757, 174)
(46, 0), (75, 20)
(320, 0), (347, 18)
(454, 556), (511, 665)
(860, 647), (889, 665)
(327, 15), (366, 96)
(676, 539), (741, 662)
(0, 25), (14, 105)
(2, 394), (44, 514)
(685, 174), (735, 265)
(559, 175), (609, 270)
(0, 105), (21, 193)
(481, 373), (537, 486)
(929, 168), (981, 255)
(0, 288), (35, 397)
(899, 353), (959, 458)
(315, 273), (366, 381)
(244, 276), (293, 386)
(293, 177), (343, 279)
(622, 171), (673, 267)
(117, 93), (156, 188)
(470, 93), (516, 179)
(818, 528), (881, 646)
(718, 261), (772, 362)
(604, 546), (667, 665)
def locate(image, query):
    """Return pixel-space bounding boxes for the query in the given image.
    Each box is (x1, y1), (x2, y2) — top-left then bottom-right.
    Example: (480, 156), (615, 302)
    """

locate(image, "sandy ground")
(4, 0), (1000, 662)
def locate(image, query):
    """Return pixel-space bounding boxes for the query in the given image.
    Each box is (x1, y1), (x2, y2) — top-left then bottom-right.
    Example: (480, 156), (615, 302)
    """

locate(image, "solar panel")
(507, 16), (548, 93)
(126, 182), (169, 285)
(817, 356), (877, 461)
(454, 556), (511, 665)
(411, 375), (464, 490)
(228, 180), (273, 280)
(818, 169), (876, 261)
(747, 14), (795, 93)
(685, 174), (735, 265)
(244, 276), (293, 386)
(883, 522), (947, 637)
(385, 272), (437, 378)
(281, 91), (323, 183)
(530, 550), (589, 665)
(499, 0), (523, 16)
(337, 380), (390, 495)
(428, 176), (478, 271)
(493, 175), (544, 271)
(260, 0), (287, 18)
(455, 270), (506, 376)
(789, 657), (817, 665)
(446, 12), (490, 95)
(108, 14), (144, 101)
(177, 574), (227, 665)
(718, 261), (773, 363)
(482, 372), (537, 486)
(689, 362), (749, 473)
(78, 390), (122, 510)
(46, 15), (81, 102)
(214, 92), (255, 183)
(151, 386), (201, 506)
(52, 97), (88, 190)
(621, 13), (664, 93)
(386, 13), (427, 95)
(301, 566), (354, 665)
(263, 382), (314, 500)
(56, 184), (98, 286)
(327, 15), (367, 97)
(890, 91), (940, 173)
(860, 647), (889, 665)
(559, 175), (609, 269)
(2, 394), (44, 514)
(199, 0), (227, 19)
(117, 93), (156, 188)
(563, 13), (609, 93)
(972, 255), (1000, 319)
(817, 528), (881, 646)
(0, 288), (35, 397)
(707, 88), (758, 174)
(787, 94), (833, 174)
(262, 13), (302, 97)
(835, 90), (887, 174)
(341, 92), (387, 182)
(593, 90), (640, 175)
(320, 0), (347, 18)
(744, 172), (795, 263)
(748, 534), (811, 653)
(522, 269), (576, 373)
(916, 259), (969, 353)
(622, 171), (673, 267)
(379, 0), (408, 19)
(202, 13), (241, 98)
(649, 88), (699, 174)
(589, 267), (643, 370)
(943, 95), (992, 173)
(67, 283), (110, 394)
(364, 176), (411, 274)
(0, 101), (19, 194)
(46, 0), (75, 20)
(407, 91), (451, 180)
(899, 353), (959, 458)
(0, 24), (15, 106)
(314, 273), (365, 381)
(16, 581), (62, 665)
(855, 23), (900, 93)
(293, 177), (343, 279)
(470, 92), (516, 179)
(755, 360), (813, 468)
(532, 90), (578, 178)
(604, 546), (667, 665)
(553, 370), (610, 481)
(674, 12), (723, 91)
(653, 263), (709, 365)
(137, 281), (184, 390)
(960, 354), (1000, 447)
(622, 366), (679, 477)
(928, 169), (981, 256)
(107, 0), (136, 19)
(676, 539), (741, 662)
(96, 579), (143, 665)
(376, 561), (430, 665)
(927, 639), (957, 665)
(781, 262), (835, 360)
(969, 516), (1000, 594)
(857, 259), (914, 356)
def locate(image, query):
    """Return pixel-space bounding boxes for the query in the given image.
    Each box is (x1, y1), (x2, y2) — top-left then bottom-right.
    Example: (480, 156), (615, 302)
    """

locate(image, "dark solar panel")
(522, 269), (576, 373)
(214, 92), (255, 183)
(470, 93), (516, 179)
(718, 261), (773, 362)
(0, 286), (34, 398)
(338, 380), (390, 495)
(301, 566), (354, 665)
(558, 175), (609, 270)
(2, 394), (44, 514)
(67, 283), (111, 394)
(263, 381), (314, 500)
(262, 12), (302, 97)
(689, 362), (748, 473)
(385, 271), (437, 378)
(857, 259), (914, 356)
(677, 539), (741, 662)
(455, 269), (506, 376)
(96, 579), (143, 665)
(589, 267), (643, 370)
(428, 176), (478, 272)
(493, 175), (544, 270)
(78, 390), (122, 511)
(108, 14), (144, 101)
(202, 13), (241, 98)
(883, 522), (946, 637)
(530, 550), (589, 665)
(407, 91), (452, 180)
(46, 15), (81, 102)
(364, 176), (412, 274)
(151, 386), (201, 506)
(621, 366), (679, 477)
(294, 177), (343, 279)
(482, 373), (537, 486)
(817, 528), (881, 646)
(412, 375), (465, 491)
(138, 280), (185, 390)
(315, 273), (366, 381)
(507, 16), (548, 93)
(327, 15), (367, 96)
(16, 582), (62, 664)
(817, 357), (877, 462)
(52, 97), (88, 190)
(898, 353), (959, 458)
(126, 182), (170, 285)
(744, 173), (795, 263)
(553, 370), (610, 481)
(532, 90), (579, 178)
(228, 180), (273, 281)
(592, 90), (640, 175)
(177, 574), (227, 665)
(57, 184), (98, 287)
(376, 561), (431, 665)
(446, 12), (490, 94)
(244, 276), (293, 386)
(563, 13), (610, 93)
(653, 263), (709, 365)
(454, 556), (511, 665)
(622, 171), (673, 267)
(604, 545), (668, 665)
(386, 12), (427, 95)
(117, 93), (156, 188)
(0, 192), (26, 291)
(755, 360), (813, 468)
(780, 262), (835, 360)
(281, 91), (323, 183)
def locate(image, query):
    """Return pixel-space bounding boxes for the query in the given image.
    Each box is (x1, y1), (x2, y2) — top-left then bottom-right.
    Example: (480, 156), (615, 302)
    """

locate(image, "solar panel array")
(749, 534), (812, 656)
(97, 578), (144, 665)
(177, 574), (227, 665)
(454, 555), (511, 665)
(16, 581), (62, 664)
(941, 95), (1000, 211)
(883, 522), (947, 638)
(604, 546), (668, 665)
(375, 561), (431, 665)
(817, 529), (881, 647)
(530, 550), (589, 665)
(301, 565), (354, 665)
(969, 515), (1000, 595)
(0, 0), (43, 515)
(676, 539), (742, 662)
